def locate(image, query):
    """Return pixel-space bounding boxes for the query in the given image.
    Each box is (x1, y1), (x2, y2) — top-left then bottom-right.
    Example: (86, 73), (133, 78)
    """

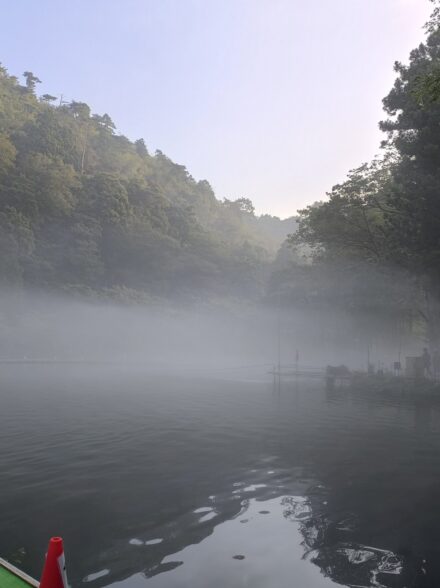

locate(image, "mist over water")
(0, 288), (421, 373)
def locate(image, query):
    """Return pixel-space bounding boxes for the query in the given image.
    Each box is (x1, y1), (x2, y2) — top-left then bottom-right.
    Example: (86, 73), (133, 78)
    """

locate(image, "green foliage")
(293, 159), (393, 264)
(0, 132), (16, 176)
(379, 27), (440, 279)
(290, 11), (440, 345)
(23, 71), (41, 92)
(0, 63), (294, 302)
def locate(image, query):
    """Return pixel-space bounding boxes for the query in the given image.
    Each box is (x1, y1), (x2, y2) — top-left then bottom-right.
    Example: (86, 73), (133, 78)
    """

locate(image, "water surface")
(1, 366), (440, 587)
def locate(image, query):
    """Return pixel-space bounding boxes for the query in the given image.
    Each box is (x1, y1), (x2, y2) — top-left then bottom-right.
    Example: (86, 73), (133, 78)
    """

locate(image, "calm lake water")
(1, 365), (440, 587)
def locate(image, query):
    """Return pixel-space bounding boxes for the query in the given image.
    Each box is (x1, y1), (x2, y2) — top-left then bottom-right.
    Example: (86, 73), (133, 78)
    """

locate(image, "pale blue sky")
(0, 0), (432, 217)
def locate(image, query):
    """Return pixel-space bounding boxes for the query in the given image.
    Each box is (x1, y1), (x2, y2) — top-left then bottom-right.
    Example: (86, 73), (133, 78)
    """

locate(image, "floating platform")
(0, 558), (39, 588)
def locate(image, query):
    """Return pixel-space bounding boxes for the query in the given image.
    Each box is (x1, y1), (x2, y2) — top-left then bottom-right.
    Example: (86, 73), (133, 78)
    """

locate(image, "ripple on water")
(83, 569), (110, 582)
(129, 537), (163, 546)
(306, 543), (403, 588)
(281, 495), (312, 520)
(145, 538), (163, 546)
(242, 483), (267, 492)
(198, 510), (217, 523)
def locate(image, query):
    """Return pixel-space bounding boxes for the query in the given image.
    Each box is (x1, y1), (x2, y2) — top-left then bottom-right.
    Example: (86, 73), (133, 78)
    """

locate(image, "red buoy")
(40, 537), (69, 588)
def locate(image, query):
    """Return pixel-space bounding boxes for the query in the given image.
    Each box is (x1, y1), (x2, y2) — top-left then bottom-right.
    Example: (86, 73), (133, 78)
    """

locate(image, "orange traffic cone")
(40, 537), (69, 588)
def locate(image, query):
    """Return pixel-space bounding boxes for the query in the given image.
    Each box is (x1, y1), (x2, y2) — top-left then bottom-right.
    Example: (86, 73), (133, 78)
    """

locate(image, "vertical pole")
(277, 290), (281, 375)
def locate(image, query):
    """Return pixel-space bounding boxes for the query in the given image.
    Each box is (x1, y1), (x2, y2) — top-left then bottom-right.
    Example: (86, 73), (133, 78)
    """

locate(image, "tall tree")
(23, 71), (41, 93)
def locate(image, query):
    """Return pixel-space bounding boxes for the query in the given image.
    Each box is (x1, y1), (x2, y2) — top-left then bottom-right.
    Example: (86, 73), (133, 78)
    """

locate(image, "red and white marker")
(40, 537), (69, 588)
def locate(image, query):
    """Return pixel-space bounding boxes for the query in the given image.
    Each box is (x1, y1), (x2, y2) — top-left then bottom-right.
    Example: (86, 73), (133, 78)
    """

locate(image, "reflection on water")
(108, 496), (337, 588)
(112, 491), (402, 588)
(1, 366), (440, 587)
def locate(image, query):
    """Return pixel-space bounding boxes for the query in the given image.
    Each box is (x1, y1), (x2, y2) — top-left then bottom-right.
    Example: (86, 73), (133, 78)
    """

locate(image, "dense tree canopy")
(0, 63), (296, 302)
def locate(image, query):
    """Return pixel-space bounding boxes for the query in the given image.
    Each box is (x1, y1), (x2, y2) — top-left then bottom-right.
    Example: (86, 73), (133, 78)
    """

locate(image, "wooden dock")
(269, 365), (355, 385)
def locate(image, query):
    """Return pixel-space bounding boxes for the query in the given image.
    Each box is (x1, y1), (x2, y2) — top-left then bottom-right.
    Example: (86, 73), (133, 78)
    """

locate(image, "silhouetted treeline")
(0, 64), (296, 302)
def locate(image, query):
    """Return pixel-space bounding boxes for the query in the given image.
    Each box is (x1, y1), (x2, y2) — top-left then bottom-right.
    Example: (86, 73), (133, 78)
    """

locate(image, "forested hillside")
(0, 64), (296, 303)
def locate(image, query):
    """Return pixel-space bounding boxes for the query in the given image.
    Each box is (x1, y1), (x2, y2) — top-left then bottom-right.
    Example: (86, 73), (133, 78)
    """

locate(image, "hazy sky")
(1, 0), (432, 217)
